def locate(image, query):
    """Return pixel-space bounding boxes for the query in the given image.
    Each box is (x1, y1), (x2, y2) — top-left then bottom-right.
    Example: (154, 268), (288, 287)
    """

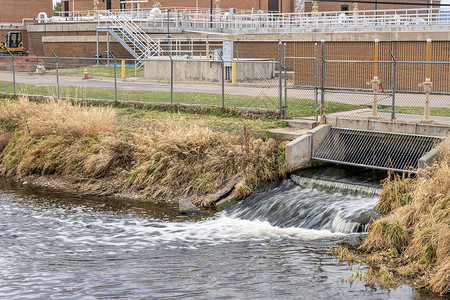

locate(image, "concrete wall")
(144, 58), (272, 82)
(285, 124), (331, 169)
(328, 117), (450, 137)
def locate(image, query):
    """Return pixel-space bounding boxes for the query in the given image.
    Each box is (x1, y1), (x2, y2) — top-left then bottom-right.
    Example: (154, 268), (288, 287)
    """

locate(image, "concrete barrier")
(144, 58), (272, 82)
(285, 124), (331, 169)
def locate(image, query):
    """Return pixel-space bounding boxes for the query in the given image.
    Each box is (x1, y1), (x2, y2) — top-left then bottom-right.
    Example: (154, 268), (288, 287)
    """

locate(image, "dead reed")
(0, 97), (288, 206)
(360, 138), (450, 295)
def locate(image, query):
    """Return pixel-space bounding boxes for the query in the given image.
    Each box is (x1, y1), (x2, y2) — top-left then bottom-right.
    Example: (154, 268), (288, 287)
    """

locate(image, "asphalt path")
(1, 70), (449, 111)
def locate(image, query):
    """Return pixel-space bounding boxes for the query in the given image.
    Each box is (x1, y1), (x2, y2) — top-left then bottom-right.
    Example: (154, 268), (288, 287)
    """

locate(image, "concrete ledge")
(328, 116), (450, 137)
(287, 119), (318, 129)
(418, 147), (440, 169)
(285, 124), (331, 169)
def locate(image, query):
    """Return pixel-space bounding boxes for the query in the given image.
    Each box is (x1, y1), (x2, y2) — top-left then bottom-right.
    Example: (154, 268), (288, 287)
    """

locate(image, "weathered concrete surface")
(328, 117), (450, 137)
(287, 119), (318, 129)
(268, 128), (310, 140)
(418, 147), (440, 169)
(285, 124), (331, 169)
(144, 58), (272, 82)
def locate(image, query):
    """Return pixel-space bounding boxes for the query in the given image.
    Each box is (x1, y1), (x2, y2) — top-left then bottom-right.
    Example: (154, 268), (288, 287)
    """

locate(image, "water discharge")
(0, 174), (440, 299)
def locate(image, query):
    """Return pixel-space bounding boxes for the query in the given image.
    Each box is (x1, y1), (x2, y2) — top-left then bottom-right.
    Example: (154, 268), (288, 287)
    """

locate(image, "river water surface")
(0, 173), (441, 299)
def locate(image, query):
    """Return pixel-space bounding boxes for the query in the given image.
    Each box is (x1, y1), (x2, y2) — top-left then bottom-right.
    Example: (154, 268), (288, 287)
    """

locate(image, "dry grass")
(0, 97), (288, 206)
(360, 138), (450, 296)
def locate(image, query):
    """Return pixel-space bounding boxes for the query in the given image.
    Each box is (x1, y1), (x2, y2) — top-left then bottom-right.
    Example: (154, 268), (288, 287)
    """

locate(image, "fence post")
(168, 53), (173, 105)
(52, 50), (60, 99)
(314, 43), (318, 122)
(283, 43), (287, 119)
(113, 56), (118, 104)
(389, 50), (397, 121)
(7, 50), (16, 96)
(221, 53), (225, 108)
(278, 41), (283, 118)
(320, 40), (325, 120)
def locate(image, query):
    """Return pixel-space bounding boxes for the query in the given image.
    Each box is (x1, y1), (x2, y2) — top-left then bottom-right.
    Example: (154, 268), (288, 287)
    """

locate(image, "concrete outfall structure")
(285, 124), (331, 169)
(283, 117), (449, 172)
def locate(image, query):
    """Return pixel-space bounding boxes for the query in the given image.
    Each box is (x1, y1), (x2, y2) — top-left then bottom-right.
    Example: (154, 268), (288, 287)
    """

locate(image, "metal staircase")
(98, 11), (163, 66)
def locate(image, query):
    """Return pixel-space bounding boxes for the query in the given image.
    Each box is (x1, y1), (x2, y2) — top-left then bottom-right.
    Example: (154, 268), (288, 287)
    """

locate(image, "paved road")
(1, 71), (449, 111)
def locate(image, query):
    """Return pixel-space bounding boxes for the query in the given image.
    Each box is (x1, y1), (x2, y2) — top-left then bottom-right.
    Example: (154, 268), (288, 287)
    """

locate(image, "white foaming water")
(46, 213), (344, 250)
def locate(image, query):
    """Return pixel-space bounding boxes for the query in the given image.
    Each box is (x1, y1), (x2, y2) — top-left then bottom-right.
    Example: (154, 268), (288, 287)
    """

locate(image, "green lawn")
(378, 106), (450, 117)
(0, 80), (360, 118)
(47, 65), (144, 78)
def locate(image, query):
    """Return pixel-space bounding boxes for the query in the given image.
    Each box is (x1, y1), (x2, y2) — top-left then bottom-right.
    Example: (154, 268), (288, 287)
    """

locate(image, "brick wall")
(61, 0), (295, 13)
(294, 41), (450, 93)
(304, 0), (441, 12)
(0, 0), (53, 24)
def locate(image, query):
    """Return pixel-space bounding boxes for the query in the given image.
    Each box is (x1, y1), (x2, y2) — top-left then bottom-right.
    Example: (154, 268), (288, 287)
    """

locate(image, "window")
(64, 1), (69, 17)
(107, 0), (112, 10)
(341, 5), (349, 11)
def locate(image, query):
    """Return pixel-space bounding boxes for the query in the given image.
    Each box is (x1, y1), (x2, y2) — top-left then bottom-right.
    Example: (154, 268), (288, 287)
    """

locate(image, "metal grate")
(312, 128), (442, 173)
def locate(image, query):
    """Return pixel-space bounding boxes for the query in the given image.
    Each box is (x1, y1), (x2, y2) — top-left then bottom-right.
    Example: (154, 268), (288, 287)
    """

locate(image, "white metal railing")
(98, 11), (163, 63)
(51, 7), (450, 32)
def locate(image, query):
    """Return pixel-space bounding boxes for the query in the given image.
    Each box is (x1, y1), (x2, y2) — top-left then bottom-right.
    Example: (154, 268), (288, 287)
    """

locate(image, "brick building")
(61, 0), (296, 13)
(0, 0), (53, 24)
(61, 0), (440, 13)
(303, 0), (441, 13)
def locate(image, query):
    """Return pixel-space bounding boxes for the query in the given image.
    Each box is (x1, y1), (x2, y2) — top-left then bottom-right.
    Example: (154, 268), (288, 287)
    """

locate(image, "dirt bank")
(0, 97), (289, 208)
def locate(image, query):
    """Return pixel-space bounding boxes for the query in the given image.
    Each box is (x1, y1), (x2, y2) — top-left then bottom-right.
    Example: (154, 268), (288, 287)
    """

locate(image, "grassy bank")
(335, 139), (449, 296)
(0, 80), (360, 118)
(0, 97), (289, 206)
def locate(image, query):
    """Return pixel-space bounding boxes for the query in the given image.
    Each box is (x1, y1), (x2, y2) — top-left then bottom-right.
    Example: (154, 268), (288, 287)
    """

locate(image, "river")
(0, 170), (441, 299)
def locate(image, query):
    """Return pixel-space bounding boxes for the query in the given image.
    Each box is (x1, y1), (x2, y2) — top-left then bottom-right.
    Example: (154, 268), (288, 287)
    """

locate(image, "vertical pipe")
(320, 40), (325, 119)
(423, 38), (432, 122)
(121, 60), (126, 79)
(231, 62), (236, 83)
(425, 38), (432, 81)
(210, 0), (213, 28)
(278, 41), (283, 118)
(374, 39), (379, 79)
(314, 43), (318, 122)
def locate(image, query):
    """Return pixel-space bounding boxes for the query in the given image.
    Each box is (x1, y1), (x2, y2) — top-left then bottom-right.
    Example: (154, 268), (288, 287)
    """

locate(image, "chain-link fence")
(0, 41), (449, 125)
